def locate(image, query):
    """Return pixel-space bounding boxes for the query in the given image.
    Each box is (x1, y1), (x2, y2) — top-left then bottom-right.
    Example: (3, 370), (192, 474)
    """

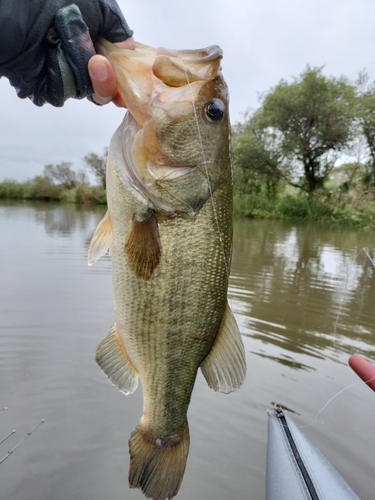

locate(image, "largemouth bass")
(88, 40), (246, 500)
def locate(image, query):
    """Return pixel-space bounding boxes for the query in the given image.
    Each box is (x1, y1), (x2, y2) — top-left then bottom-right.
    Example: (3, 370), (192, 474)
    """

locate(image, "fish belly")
(92, 152), (242, 500)
(111, 180), (231, 436)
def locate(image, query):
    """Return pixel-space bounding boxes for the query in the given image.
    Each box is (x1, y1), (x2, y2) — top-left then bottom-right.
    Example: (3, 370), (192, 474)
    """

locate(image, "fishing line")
(251, 397), (269, 416)
(300, 247), (375, 429)
(298, 379), (374, 430)
(362, 247), (375, 266)
(248, 246), (375, 429)
(179, 60), (231, 282)
(332, 247), (375, 340)
(180, 57), (375, 441)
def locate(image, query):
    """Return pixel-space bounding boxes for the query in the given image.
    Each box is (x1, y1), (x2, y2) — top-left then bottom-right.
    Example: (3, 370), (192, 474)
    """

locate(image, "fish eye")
(204, 99), (225, 123)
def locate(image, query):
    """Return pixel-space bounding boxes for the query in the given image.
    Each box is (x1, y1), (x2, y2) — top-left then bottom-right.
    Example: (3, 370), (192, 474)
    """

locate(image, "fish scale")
(89, 40), (246, 500)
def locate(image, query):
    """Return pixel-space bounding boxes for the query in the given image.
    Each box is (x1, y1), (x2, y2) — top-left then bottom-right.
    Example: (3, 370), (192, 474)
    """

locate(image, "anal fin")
(95, 324), (138, 395)
(88, 210), (112, 265)
(124, 209), (161, 280)
(200, 302), (246, 394)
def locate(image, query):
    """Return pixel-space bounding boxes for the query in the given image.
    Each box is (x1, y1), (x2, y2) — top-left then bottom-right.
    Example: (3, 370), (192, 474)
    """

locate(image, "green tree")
(43, 162), (78, 189)
(251, 67), (356, 194)
(83, 149), (108, 188)
(232, 115), (298, 195)
(232, 118), (282, 199)
(30, 175), (63, 200)
(356, 74), (375, 188)
(329, 162), (365, 192)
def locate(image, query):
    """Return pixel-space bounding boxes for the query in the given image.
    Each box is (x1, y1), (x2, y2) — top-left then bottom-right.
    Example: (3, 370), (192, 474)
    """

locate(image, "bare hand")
(88, 37), (135, 107)
(349, 354), (375, 392)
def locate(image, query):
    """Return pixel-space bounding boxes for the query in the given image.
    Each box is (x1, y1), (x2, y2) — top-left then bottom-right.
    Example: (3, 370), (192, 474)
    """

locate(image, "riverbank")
(0, 178), (106, 205)
(1, 178), (374, 228)
(233, 189), (375, 229)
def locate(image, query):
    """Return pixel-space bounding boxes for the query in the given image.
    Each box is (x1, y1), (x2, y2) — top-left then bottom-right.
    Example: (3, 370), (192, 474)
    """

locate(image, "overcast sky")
(2, 0), (375, 181)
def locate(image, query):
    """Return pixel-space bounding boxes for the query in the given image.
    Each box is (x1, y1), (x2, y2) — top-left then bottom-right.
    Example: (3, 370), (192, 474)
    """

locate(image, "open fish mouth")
(96, 39), (223, 125)
(98, 39), (230, 216)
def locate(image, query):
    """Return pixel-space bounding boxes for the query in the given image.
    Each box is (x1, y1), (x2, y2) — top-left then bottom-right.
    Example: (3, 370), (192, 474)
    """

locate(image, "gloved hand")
(0, 0), (133, 107)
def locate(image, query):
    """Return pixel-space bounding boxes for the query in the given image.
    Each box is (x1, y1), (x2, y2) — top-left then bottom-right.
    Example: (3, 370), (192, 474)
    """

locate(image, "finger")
(88, 38), (136, 106)
(88, 54), (117, 104)
(349, 354), (375, 392)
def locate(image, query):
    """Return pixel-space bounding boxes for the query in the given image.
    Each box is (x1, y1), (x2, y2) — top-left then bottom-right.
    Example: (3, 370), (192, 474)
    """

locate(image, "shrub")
(28, 176), (63, 200)
(61, 185), (107, 205)
(0, 179), (31, 199)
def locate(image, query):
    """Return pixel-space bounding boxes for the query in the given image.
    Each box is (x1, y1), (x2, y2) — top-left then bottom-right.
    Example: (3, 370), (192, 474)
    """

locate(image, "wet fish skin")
(89, 40), (246, 500)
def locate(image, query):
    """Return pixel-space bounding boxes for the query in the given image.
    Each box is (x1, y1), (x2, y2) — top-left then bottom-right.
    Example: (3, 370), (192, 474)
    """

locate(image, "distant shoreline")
(0, 179), (106, 205)
(1, 178), (374, 229)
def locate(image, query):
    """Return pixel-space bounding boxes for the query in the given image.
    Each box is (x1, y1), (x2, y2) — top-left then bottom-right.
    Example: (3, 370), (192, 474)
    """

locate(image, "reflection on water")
(230, 219), (375, 364)
(1, 203), (374, 500)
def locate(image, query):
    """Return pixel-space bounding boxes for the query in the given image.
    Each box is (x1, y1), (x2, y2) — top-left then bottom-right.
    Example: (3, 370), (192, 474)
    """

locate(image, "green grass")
(233, 192), (278, 219)
(234, 188), (375, 228)
(0, 179), (106, 205)
(2, 178), (374, 227)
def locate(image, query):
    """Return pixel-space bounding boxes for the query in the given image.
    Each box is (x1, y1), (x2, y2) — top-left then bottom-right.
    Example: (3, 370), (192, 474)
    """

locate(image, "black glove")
(0, 0), (133, 107)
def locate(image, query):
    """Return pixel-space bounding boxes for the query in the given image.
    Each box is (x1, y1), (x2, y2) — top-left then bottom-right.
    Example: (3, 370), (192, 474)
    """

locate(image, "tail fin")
(128, 424), (189, 500)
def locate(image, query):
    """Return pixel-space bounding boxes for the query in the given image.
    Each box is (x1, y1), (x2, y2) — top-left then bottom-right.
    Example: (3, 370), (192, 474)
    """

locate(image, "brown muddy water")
(0, 201), (374, 500)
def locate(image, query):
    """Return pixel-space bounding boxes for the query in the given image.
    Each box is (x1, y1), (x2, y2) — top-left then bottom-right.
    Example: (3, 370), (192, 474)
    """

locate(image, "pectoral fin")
(95, 324), (138, 395)
(124, 210), (161, 280)
(88, 210), (112, 265)
(200, 303), (246, 394)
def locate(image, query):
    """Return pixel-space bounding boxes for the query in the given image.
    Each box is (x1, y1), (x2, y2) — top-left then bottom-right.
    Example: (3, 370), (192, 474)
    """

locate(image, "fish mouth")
(96, 39), (223, 126)
(101, 39), (228, 215)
